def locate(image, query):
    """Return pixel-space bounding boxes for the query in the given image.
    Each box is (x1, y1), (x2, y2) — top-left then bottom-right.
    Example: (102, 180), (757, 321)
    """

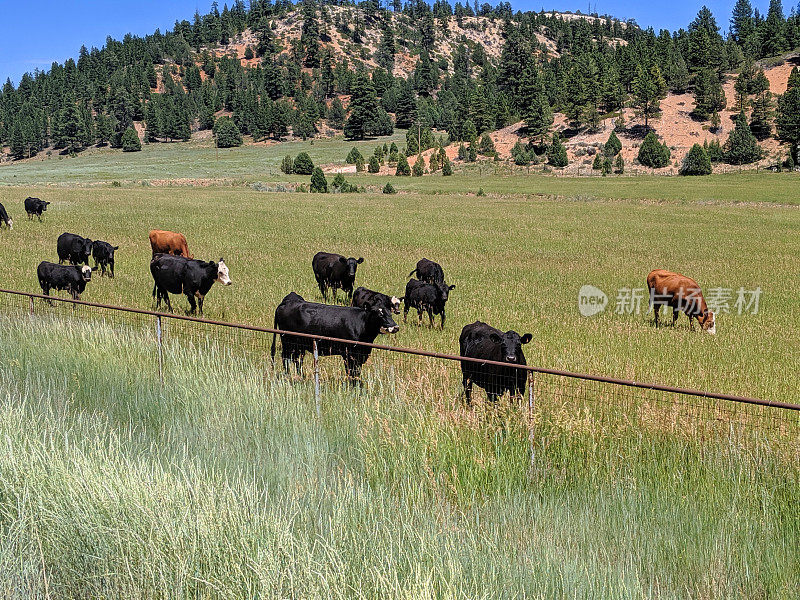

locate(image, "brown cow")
(149, 230), (193, 259)
(646, 269), (716, 334)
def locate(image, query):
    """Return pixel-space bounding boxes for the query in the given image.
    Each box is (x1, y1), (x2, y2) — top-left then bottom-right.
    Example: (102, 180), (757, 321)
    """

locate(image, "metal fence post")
(528, 370), (535, 469)
(312, 339), (321, 417)
(155, 315), (164, 384)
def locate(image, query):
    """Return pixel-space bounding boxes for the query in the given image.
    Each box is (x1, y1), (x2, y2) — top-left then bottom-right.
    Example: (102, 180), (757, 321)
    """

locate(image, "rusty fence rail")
(0, 287), (798, 454)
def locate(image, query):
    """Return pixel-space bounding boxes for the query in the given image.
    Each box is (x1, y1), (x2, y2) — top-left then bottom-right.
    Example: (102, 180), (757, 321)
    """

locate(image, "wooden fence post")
(528, 370), (535, 468)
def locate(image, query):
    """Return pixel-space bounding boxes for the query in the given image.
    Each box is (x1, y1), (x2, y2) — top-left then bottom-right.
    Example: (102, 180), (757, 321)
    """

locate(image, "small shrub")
(111, 181), (122, 187)
(592, 154), (603, 170)
(478, 133), (496, 156)
(477, 187), (486, 196)
(382, 182), (397, 194)
(346, 147), (364, 164)
(601, 157), (612, 175)
(280, 155), (294, 174)
(121, 128), (141, 152)
(310, 167), (328, 193)
(395, 153), (411, 176)
(442, 157), (453, 176)
(355, 155), (365, 172)
(605, 130), (622, 156)
(368, 155), (380, 173)
(680, 143), (712, 176)
(412, 155), (425, 176)
(547, 133), (568, 167)
(212, 116), (242, 148)
(614, 154), (625, 174)
(638, 132), (671, 168)
(293, 152), (314, 175)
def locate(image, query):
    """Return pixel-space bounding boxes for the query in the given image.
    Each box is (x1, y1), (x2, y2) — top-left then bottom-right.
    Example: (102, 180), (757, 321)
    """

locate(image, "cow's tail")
(407, 268), (417, 278)
(270, 314), (278, 363)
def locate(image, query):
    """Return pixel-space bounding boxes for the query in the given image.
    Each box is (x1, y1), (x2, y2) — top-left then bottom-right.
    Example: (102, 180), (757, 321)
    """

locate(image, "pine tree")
(520, 64), (553, 142)
(293, 152), (314, 174)
(632, 64), (667, 128)
(121, 127), (142, 152)
(395, 80), (417, 129)
(776, 69), (800, 159)
(749, 71), (774, 139)
(412, 155), (425, 176)
(310, 167), (328, 192)
(724, 111), (763, 164)
(680, 143), (713, 175)
(376, 20), (396, 72)
(346, 147), (364, 164)
(693, 69), (727, 120)
(300, 0), (321, 67)
(396, 153), (411, 175)
(441, 156), (453, 176)
(601, 157), (612, 175)
(604, 131), (622, 156)
(344, 73), (380, 139)
(638, 132), (671, 168)
(368, 155), (380, 173)
(614, 154), (625, 174)
(547, 133), (568, 167)
(280, 155), (294, 174)
(592, 153), (603, 170)
(328, 98), (346, 129)
(213, 116), (243, 148)
(762, 0), (788, 57)
(730, 0), (755, 46)
(687, 6), (725, 72)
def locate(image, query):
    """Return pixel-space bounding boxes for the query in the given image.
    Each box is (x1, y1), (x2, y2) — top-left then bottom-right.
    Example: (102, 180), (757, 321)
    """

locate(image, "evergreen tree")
(601, 157), (612, 175)
(344, 73), (380, 139)
(632, 64), (667, 128)
(614, 154), (625, 174)
(368, 155), (381, 173)
(478, 133), (496, 156)
(749, 71), (774, 139)
(328, 98), (346, 129)
(592, 153), (603, 170)
(213, 116), (243, 148)
(346, 147), (364, 164)
(762, 0), (788, 56)
(680, 143), (713, 175)
(605, 131), (622, 156)
(693, 69), (727, 120)
(519, 64), (553, 142)
(687, 6), (725, 72)
(121, 127), (142, 152)
(300, 0), (321, 67)
(293, 151), (314, 174)
(724, 111), (762, 164)
(395, 153), (411, 175)
(638, 132), (671, 168)
(547, 133), (568, 167)
(376, 20), (396, 72)
(95, 113), (114, 146)
(441, 156), (453, 176)
(776, 68), (800, 161)
(310, 167), (328, 192)
(280, 155), (294, 174)
(412, 155), (425, 176)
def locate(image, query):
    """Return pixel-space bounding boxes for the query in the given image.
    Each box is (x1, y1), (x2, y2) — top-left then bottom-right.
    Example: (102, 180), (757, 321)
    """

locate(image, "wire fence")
(1, 288), (798, 459)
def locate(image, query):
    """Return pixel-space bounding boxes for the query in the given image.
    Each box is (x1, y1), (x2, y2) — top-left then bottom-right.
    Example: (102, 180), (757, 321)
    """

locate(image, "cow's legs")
(109, 261), (114, 279)
(440, 309), (446, 330)
(403, 305), (409, 323)
(427, 308), (434, 328)
(653, 305), (660, 327)
(161, 291), (173, 313)
(463, 376), (473, 405)
(417, 309), (423, 326)
(197, 295), (205, 316)
(186, 295), (197, 314)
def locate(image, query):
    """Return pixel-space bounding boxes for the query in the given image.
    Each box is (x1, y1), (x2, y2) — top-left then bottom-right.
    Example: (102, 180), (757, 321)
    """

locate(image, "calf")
(57, 233), (93, 266)
(24, 197), (50, 221)
(0, 202), (12, 230)
(402, 278), (455, 329)
(459, 321), (532, 404)
(312, 252), (363, 301)
(149, 230), (193, 258)
(150, 254), (231, 315)
(92, 241), (119, 278)
(37, 261), (95, 301)
(352, 286), (401, 314)
(408, 258), (446, 284)
(647, 269), (716, 334)
(271, 292), (399, 381)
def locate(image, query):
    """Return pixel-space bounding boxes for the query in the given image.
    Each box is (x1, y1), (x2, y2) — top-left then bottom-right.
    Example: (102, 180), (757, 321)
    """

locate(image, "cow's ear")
(339, 257), (347, 264)
(521, 333), (533, 344)
(357, 257), (364, 264)
(489, 332), (502, 344)
(114, 246), (119, 250)
(449, 284), (456, 290)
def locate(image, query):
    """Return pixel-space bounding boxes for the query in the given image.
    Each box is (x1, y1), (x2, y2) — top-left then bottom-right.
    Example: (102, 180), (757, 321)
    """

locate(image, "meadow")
(0, 317), (797, 598)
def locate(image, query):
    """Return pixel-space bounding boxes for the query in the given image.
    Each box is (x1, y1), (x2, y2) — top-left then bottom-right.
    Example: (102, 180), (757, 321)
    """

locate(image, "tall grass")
(0, 316), (797, 598)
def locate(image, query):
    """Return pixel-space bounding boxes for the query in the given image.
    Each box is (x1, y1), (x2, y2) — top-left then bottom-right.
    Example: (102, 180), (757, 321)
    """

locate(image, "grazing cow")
(352, 286), (401, 314)
(0, 202), (12, 230)
(312, 252), (364, 301)
(459, 321), (533, 404)
(24, 197), (50, 221)
(271, 292), (399, 381)
(37, 261), (95, 301)
(91, 241), (119, 278)
(408, 258), (446, 284)
(57, 233), (93, 266)
(150, 254), (231, 315)
(402, 278), (456, 329)
(149, 230), (193, 258)
(646, 269), (716, 334)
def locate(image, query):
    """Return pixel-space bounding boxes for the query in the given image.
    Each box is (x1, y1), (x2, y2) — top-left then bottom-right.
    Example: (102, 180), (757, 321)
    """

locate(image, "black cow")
(459, 321), (533, 404)
(312, 252), (364, 301)
(352, 286), (401, 314)
(24, 197), (50, 221)
(0, 202), (12, 230)
(271, 292), (399, 381)
(402, 279), (455, 329)
(91, 241), (119, 278)
(57, 233), (93, 266)
(408, 258), (446, 284)
(37, 261), (96, 301)
(150, 254), (231, 315)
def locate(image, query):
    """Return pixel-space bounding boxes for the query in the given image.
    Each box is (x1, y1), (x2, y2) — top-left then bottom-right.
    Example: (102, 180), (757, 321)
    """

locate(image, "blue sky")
(0, 1), (791, 86)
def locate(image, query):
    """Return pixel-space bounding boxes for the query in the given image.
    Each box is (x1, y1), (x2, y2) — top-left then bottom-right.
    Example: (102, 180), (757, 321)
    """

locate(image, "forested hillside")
(1, 0), (799, 174)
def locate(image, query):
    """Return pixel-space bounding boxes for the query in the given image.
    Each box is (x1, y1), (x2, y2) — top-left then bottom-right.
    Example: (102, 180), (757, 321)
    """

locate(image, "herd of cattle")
(0, 196), (717, 402)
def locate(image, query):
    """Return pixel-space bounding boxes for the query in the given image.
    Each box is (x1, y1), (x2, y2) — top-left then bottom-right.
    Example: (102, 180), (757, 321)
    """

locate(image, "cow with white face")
(37, 261), (96, 301)
(150, 254), (232, 315)
(0, 202), (12, 230)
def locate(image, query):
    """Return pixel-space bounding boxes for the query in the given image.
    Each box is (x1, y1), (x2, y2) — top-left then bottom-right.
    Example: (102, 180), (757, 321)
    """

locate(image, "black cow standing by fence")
(271, 291), (399, 381)
(312, 252), (363, 301)
(57, 233), (93, 266)
(459, 321), (533, 404)
(352, 286), (401, 314)
(0, 203), (12, 230)
(150, 254), (231, 315)
(91, 241), (119, 278)
(402, 279), (455, 329)
(37, 261), (96, 301)
(24, 197), (50, 221)
(408, 258), (446, 284)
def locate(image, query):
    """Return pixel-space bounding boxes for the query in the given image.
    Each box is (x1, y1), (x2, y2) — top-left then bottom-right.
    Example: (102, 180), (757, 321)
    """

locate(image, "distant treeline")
(1, 0), (799, 160)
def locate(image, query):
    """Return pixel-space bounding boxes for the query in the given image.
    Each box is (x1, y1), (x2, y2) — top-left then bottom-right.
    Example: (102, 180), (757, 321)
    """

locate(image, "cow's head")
(342, 256), (364, 278)
(80, 265), (97, 281)
(436, 282), (456, 302)
(490, 330), (533, 363)
(215, 259), (232, 286)
(81, 238), (94, 260)
(5, 218), (12, 229)
(699, 310), (716, 335)
(41, 201), (50, 211)
(390, 296), (401, 314)
(365, 302), (399, 334)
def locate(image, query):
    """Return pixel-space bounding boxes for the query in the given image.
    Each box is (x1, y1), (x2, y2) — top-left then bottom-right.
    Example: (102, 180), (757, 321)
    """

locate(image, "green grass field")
(0, 317), (797, 598)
